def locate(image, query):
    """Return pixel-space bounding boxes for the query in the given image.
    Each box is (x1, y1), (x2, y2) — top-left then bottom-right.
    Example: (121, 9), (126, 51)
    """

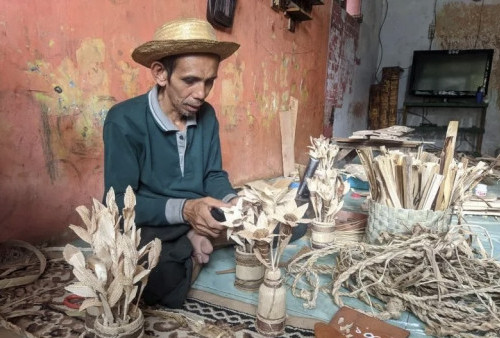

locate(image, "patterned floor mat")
(0, 258), (315, 337)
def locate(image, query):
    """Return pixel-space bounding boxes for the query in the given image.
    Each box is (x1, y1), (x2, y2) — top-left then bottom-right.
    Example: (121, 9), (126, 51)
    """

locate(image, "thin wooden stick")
(436, 121), (459, 210)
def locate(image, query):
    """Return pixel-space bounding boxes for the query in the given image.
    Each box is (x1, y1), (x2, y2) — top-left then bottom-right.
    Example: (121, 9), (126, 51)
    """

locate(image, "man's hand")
(229, 196), (240, 206)
(183, 197), (229, 238)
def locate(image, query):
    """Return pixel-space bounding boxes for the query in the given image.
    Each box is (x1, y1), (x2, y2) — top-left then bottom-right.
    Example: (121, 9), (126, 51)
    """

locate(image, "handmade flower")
(63, 186), (161, 326)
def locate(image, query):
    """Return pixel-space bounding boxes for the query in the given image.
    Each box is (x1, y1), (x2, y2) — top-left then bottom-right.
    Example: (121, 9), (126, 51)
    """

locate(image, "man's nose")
(192, 83), (209, 100)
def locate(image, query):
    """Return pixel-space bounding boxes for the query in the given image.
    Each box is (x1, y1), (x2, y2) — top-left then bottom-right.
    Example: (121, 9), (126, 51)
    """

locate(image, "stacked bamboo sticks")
(357, 148), (490, 211)
(357, 121), (492, 211)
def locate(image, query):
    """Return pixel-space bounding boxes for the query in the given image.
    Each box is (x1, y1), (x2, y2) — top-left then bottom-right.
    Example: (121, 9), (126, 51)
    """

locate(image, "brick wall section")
(324, 3), (361, 137)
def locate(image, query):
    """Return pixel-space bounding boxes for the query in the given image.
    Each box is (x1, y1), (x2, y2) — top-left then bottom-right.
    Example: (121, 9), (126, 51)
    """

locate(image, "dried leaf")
(133, 269), (151, 284)
(63, 244), (86, 269)
(79, 298), (102, 312)
(129, 285), (138, 303)
(96, 210), (116, 246)
(72, 267), (105, 294)
(147, 238), (162, 269)
(76, 206), (93, 231)
(107, 276), (124, 308)
(65, 283), (98, 298)
(68, 224), (92, 244)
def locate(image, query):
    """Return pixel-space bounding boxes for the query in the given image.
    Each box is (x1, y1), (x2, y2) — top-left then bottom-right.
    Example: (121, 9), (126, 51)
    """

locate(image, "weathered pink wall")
(0, 1), (332, 244)
(324, 4), (361, 137)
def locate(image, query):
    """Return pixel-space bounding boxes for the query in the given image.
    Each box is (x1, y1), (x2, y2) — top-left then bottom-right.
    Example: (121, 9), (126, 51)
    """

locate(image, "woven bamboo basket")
(234, 247), (265, 292)
(366, 200), (452, 244)
(87, 308), (144, 338)
(310, 219), (336, 249)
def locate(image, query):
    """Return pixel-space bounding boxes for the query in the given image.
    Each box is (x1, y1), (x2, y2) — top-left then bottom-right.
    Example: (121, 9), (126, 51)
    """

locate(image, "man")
(103, 18), (240, 308)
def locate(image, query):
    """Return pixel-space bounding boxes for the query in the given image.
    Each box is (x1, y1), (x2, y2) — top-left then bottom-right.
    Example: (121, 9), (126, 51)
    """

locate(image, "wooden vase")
(311, 219), (336, 249)
(255, 268), (286, 336)
(87, 308), (144, 338)
(234, 246), (265, 291)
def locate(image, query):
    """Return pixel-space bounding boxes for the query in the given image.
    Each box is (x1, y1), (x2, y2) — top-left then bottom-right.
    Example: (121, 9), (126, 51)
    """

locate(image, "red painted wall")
(0, 1), (332, 244)
(324, 3), (361, 137)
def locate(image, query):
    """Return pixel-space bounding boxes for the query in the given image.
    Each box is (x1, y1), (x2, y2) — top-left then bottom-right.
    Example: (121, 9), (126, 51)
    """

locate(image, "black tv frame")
(408, 49), (494, 98)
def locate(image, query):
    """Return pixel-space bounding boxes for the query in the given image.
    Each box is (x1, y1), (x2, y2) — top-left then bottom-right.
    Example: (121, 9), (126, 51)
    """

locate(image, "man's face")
(164, 54), (220, 118)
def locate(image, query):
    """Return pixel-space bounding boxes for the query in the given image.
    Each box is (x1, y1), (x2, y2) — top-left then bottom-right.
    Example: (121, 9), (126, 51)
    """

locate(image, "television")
(409, 49), (494, 98)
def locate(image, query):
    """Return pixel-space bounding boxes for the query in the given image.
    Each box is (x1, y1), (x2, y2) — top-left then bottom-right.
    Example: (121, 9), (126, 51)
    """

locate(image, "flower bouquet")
(63, 186), (161, 338)
(220, 181), (308, 336)
(306, 136), (350, 248)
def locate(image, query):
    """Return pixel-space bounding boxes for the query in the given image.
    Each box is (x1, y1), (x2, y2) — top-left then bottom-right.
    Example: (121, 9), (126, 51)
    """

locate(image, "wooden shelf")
(410, 125), (484, 135)
(404, 101), (488, 109)
(285, 6), (312, 21)
(403, 100), (488, 154)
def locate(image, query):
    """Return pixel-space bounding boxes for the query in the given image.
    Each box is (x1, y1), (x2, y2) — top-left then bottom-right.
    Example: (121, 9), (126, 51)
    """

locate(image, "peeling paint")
(220, 60), (245, 128)
(118, 60), (139, 99)
(26, 38), (114, 178)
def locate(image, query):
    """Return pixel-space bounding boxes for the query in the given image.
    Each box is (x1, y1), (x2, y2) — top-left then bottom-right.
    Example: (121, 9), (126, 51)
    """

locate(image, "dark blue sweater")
(103, 92), (235, 226)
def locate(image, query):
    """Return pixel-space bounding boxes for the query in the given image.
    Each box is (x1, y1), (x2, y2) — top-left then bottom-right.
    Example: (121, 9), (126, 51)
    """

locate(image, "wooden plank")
(435, 121), (459, 210)
(402, 156), (413, 209)
(421, 174), (444, 210)
(289, 96), (298, 144)
(279, 97), (298, 177)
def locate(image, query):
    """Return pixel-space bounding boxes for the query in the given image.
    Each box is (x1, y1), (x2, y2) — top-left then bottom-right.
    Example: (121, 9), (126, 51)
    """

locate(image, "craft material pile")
(287, 225), (500, 336)
(357, 148), (491, 211)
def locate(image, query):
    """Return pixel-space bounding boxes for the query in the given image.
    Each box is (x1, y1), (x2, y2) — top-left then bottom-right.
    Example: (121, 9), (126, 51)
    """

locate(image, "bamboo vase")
(255, 268), (286, 336)
(310, 219), (336, 249)
(234, 246), (265, 291)
(87, 308), (144, 338)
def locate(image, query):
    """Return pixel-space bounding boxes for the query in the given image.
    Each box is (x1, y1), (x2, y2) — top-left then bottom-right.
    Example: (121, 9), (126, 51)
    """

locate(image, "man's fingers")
(195, 225), (220, 238)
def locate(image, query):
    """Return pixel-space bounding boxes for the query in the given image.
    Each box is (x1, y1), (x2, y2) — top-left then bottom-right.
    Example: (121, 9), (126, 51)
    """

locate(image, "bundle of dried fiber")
(288, 225), (500, 336)
(333, 211), (367, 244)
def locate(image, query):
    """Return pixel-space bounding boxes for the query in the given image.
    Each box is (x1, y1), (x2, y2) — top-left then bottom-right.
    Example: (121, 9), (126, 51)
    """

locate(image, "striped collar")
(148, 85), (197, 132)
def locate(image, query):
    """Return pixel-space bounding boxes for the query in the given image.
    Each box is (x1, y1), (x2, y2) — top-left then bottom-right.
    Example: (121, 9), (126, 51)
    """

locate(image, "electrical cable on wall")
(375, 0), (388, 83)
(473, 0), (485, 49)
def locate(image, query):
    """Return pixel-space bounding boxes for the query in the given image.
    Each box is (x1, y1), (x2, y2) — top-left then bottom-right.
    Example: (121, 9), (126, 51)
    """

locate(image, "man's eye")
(183, 78), (196, 85)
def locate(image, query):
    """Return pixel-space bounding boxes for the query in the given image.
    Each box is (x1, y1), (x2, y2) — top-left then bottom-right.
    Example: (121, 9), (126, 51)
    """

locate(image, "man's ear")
(150, 61), (168, 86)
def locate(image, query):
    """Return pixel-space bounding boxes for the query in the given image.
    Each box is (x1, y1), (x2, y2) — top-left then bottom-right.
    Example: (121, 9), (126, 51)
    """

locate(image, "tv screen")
(409, 49), (494, 98)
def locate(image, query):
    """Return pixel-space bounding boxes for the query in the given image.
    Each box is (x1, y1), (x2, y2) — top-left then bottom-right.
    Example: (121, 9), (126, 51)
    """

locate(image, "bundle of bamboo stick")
(357, 121), (493, 211)
(357, 147), (490, 211)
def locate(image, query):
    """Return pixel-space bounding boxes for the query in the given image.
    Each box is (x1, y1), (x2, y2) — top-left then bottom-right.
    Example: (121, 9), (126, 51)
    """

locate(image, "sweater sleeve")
(203, 117), (236, 199)
(103, 121), (169, 226)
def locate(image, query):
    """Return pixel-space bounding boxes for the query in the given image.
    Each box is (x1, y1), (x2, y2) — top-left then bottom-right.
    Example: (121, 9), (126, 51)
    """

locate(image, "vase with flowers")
(63, 186), (161, 338)
(220, 182), (308, 336)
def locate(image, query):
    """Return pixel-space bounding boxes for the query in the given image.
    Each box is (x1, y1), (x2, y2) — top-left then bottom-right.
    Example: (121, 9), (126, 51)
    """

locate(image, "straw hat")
(132, 18), (240, 68)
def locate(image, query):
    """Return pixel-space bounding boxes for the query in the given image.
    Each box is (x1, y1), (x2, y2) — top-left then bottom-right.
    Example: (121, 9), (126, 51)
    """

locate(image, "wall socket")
(428, 23), (435, 39)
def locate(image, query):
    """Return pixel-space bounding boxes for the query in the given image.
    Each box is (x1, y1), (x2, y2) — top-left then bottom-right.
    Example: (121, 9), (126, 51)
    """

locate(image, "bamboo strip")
(436, 121), (459, 210)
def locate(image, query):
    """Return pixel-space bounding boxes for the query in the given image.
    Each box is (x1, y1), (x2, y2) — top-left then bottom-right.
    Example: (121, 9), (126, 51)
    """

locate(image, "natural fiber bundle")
(0, 240), (46, 290)
(63, 186), (161, 328)
(357, 148), (491, 211)
(287, 225), (500, 336)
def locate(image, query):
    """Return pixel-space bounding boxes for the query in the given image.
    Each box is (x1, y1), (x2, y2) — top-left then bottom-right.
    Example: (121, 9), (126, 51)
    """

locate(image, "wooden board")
(279, 97), (298, 177)
(436, 121), (459, 210)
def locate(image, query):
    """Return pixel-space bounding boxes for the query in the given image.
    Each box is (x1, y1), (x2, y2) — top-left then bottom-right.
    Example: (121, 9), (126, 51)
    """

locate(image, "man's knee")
(142, 259), (191, 308)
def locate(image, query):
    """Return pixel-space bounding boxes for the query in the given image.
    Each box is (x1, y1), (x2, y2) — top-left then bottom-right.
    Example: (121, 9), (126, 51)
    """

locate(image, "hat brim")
(132, 39), (240, 67)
